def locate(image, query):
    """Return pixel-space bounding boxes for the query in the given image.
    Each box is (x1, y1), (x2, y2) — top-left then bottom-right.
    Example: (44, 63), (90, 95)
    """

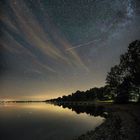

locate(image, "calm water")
(0, 103), (104, 140)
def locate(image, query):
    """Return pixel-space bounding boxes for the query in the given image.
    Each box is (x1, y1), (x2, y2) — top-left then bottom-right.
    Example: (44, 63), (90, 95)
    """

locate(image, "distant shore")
(0, 100), (45, 103)
(74, 103), (140, 140)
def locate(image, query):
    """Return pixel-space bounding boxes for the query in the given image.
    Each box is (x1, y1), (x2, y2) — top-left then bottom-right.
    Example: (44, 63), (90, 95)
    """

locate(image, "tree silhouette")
(106, 65), (123, 97)
(106, 40), (140, 103)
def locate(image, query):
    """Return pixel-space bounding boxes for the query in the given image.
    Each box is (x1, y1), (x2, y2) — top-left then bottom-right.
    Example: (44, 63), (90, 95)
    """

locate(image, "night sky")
(0, 0), (140, 100)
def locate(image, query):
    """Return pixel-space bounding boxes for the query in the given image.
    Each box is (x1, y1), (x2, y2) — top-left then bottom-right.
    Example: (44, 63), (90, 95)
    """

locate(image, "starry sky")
(0, 0), (140, 100)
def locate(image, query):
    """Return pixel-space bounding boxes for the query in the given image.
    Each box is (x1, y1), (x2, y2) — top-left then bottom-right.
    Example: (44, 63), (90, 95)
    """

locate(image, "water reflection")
(0, 103), (105, 140)
(52, 102), (109, 118)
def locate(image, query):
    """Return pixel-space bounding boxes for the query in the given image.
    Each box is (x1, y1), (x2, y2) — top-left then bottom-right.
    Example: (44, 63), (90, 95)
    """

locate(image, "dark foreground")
(74, 103), (140, 140)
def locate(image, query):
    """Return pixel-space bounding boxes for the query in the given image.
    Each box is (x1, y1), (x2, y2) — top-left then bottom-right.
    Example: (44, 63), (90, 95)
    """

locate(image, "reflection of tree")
(52, 103), (108, 118)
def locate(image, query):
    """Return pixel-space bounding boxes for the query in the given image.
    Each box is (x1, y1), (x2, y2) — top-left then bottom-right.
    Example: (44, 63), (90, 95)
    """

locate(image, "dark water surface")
(0, 103), (104, 140)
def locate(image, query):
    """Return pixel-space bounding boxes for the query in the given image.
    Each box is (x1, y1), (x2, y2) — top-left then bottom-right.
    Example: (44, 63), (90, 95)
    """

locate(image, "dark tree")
(106, 40), (140, 103)
(106, 65), (123, 97)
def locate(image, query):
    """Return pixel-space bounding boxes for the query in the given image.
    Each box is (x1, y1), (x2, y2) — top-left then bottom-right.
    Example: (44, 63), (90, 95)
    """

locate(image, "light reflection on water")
(0, 103), (104, 140)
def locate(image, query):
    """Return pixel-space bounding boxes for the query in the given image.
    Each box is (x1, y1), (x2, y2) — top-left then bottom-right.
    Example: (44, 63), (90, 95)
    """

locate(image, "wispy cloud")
(1, 29), (56, 73)
(1, 0), (89, 72)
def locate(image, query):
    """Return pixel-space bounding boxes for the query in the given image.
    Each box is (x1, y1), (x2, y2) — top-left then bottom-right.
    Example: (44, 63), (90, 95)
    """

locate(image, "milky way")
(0, 0), (140, 100)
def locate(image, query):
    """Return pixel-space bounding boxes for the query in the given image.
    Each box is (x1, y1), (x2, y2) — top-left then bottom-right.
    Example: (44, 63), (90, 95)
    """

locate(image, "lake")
(0, 103), (105, 140)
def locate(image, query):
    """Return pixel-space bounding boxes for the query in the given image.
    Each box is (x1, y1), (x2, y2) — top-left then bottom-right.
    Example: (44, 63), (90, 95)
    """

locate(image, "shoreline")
(74, 103), (140, 140)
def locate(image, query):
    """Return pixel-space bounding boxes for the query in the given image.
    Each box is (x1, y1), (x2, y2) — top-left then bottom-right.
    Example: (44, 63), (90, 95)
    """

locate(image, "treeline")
(48, 86), (113, 102)
(47, 40), (140, 103)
